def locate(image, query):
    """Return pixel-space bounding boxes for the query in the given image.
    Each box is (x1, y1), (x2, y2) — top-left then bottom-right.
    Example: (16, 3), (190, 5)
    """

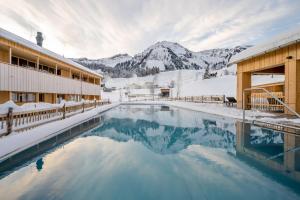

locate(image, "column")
(36, 57), (39, 69)
(237, 70), (251, 109)
(8, 47), (12, 64)
(284, 60), (300, 114)
(55, 64), (58, 75)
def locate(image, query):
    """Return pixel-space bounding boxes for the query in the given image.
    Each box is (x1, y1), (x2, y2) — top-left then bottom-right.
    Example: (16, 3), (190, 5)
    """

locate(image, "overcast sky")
(0, 0), (300, 58)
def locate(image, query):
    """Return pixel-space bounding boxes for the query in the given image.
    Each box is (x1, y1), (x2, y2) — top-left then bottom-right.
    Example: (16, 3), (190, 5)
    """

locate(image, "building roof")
(0, 27), (102, 78)
(230, 27), (300, 64)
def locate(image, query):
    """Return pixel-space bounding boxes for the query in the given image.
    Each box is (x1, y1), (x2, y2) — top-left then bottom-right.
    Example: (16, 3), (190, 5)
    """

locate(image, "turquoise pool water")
(0, 105), (300, 200)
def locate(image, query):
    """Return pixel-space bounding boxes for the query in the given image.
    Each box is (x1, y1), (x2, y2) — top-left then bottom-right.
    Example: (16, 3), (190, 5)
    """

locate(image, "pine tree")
(203, 66), (210, 79)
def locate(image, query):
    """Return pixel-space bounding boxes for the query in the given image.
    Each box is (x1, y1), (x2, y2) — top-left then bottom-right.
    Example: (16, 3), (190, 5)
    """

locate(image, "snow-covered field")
(103, 66), (284, 102)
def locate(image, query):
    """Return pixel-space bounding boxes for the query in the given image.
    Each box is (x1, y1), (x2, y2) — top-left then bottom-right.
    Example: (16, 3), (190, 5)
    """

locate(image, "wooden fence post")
(62, 104), (66, 119)
(6, 107), (13, 136)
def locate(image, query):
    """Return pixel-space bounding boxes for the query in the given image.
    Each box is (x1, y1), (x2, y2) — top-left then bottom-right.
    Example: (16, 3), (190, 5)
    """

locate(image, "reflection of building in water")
(236, 122), (300, 183)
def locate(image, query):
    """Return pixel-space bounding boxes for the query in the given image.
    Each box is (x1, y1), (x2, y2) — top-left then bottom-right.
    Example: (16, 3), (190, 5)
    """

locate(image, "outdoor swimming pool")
(0, 104), (300, 200)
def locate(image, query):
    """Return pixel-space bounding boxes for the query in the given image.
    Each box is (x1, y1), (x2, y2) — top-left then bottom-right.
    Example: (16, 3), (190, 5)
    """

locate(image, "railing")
(0, 100), (111, 136)
(128, 95), (225, 104)
(242, 87), (300, 122)
(0, 62), (100, 96)
(250, 91), (285, 112)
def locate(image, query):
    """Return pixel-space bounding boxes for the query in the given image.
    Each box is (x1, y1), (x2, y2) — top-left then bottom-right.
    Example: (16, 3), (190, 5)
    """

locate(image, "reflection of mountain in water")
(88, 117), (236, 154)
(250, 128), (284, 145)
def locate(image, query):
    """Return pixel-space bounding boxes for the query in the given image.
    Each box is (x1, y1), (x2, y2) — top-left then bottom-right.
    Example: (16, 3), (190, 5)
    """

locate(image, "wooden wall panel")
(0, 91), (10, 104)
(297, 43), (300, 60)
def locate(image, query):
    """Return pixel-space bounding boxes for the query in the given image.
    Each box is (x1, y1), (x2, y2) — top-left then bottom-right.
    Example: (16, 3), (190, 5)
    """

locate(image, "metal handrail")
(242, 87), (300, 122)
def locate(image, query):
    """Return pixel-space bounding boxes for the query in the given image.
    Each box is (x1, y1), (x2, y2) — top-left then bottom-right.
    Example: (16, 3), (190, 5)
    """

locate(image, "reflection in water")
(86, 117), (235, 154)
(0, 105), (300, 199)
(236, 122), (300, 186)
(36, 158), (44, 172)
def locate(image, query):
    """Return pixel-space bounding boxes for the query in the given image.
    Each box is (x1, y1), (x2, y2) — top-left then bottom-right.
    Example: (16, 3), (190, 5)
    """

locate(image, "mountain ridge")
(72, 41), (250, 78)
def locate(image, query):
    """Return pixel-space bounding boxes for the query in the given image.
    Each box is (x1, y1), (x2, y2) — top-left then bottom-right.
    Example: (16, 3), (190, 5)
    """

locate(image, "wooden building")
(0, 28), (102, 104)
(231, 29), (300, 114)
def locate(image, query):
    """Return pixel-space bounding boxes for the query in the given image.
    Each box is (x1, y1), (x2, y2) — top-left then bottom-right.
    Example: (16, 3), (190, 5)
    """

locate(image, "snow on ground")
(0, 100), (97, 115)
(0, 103), (119, 161)
(102, 65), (284, 102)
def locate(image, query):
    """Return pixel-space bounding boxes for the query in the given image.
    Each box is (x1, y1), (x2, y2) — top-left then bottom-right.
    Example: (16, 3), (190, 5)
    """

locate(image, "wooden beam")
(36, 56), (39, 69)
(8, 47), (12, 64)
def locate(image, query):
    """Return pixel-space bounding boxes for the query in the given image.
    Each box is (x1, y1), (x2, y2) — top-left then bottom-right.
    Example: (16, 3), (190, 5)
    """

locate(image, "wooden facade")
(0, 31), (102, 104)
(235, 41), (300, 114)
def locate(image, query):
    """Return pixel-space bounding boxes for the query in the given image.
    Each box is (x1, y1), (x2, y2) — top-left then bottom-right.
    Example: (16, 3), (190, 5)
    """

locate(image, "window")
(12, 56), (18, 65)
(12, 92), (36, 103)
(28, 61), (36, 68)
(57, 69), (61, 76)
(49, 67), (55, 74)
(39, 94), (45, 102)
(19, 58), (28, 67)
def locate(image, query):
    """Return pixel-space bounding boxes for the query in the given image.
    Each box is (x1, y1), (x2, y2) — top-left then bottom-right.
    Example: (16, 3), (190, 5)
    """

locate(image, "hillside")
(72, 41), (249, 78)
(102, 65), (284, 101)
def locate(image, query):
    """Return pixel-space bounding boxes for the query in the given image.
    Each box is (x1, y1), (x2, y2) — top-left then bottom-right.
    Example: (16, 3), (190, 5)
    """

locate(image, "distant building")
(0, 28), (102, 104)
(160, 88), (170, 97)
(231, 29), (300, 114)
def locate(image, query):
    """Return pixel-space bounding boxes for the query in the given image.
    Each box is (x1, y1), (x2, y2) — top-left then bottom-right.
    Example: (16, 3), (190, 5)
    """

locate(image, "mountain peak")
(73, 42), (248, 78)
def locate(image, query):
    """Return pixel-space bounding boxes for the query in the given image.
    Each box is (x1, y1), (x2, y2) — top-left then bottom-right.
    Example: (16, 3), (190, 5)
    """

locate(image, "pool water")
(0, 105), (300, 200)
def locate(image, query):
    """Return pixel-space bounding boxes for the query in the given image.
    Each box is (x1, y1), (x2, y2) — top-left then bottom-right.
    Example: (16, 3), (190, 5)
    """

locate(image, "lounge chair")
(225, 97), (237, 107)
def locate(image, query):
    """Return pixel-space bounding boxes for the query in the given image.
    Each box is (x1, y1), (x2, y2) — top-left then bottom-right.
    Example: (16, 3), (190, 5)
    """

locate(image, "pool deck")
(0, 103), (120, 162)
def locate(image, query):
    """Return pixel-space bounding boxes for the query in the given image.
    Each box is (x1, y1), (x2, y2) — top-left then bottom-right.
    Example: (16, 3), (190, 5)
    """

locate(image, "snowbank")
(0, 100), (99, 115)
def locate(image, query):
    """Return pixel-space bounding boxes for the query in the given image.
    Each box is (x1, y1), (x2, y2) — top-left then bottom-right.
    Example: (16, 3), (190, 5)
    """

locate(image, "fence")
(128, 95), (226, 104)
(248, 91), (284, 112)
(0, 100), (110, 137)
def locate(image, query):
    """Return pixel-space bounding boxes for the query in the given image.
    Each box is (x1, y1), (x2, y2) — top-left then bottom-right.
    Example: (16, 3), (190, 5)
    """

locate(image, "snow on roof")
(0, 27), (102, 78)
(230, 27), (300, 64)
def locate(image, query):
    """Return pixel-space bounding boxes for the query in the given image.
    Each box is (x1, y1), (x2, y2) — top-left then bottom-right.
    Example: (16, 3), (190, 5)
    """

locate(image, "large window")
(12, 92), (36, 103)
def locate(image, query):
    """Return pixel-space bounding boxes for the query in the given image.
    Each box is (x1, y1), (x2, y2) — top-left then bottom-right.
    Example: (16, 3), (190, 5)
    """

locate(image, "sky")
(0, 0), (300, 59)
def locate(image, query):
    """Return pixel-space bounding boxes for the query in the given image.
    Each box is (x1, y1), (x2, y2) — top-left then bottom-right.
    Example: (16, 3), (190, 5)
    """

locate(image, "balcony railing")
(249, 91), (285, 112)
(0, 62), (100, 96)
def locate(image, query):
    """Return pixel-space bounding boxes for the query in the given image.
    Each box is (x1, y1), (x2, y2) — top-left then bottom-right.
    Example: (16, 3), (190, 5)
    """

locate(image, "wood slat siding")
(0, 62), (100, 96)
(236, 41), (300, 113)
(0, 38), (101, 80)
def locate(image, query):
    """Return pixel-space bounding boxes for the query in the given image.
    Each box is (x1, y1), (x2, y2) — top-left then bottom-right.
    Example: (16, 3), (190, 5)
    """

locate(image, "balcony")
(0, 62), (100, 96)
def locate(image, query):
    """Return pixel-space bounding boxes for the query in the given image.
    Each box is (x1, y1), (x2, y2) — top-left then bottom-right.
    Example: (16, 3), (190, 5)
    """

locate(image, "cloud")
(0, 0), (299, 58)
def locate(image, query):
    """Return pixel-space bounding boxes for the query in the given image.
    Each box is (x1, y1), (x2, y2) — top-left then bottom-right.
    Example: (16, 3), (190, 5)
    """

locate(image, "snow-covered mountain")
(72, 41), (249, 78)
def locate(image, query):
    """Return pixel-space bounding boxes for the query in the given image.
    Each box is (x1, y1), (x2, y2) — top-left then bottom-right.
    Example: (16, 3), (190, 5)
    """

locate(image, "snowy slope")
(103, 65), (284, 101)
(73, 41), (248, 78)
